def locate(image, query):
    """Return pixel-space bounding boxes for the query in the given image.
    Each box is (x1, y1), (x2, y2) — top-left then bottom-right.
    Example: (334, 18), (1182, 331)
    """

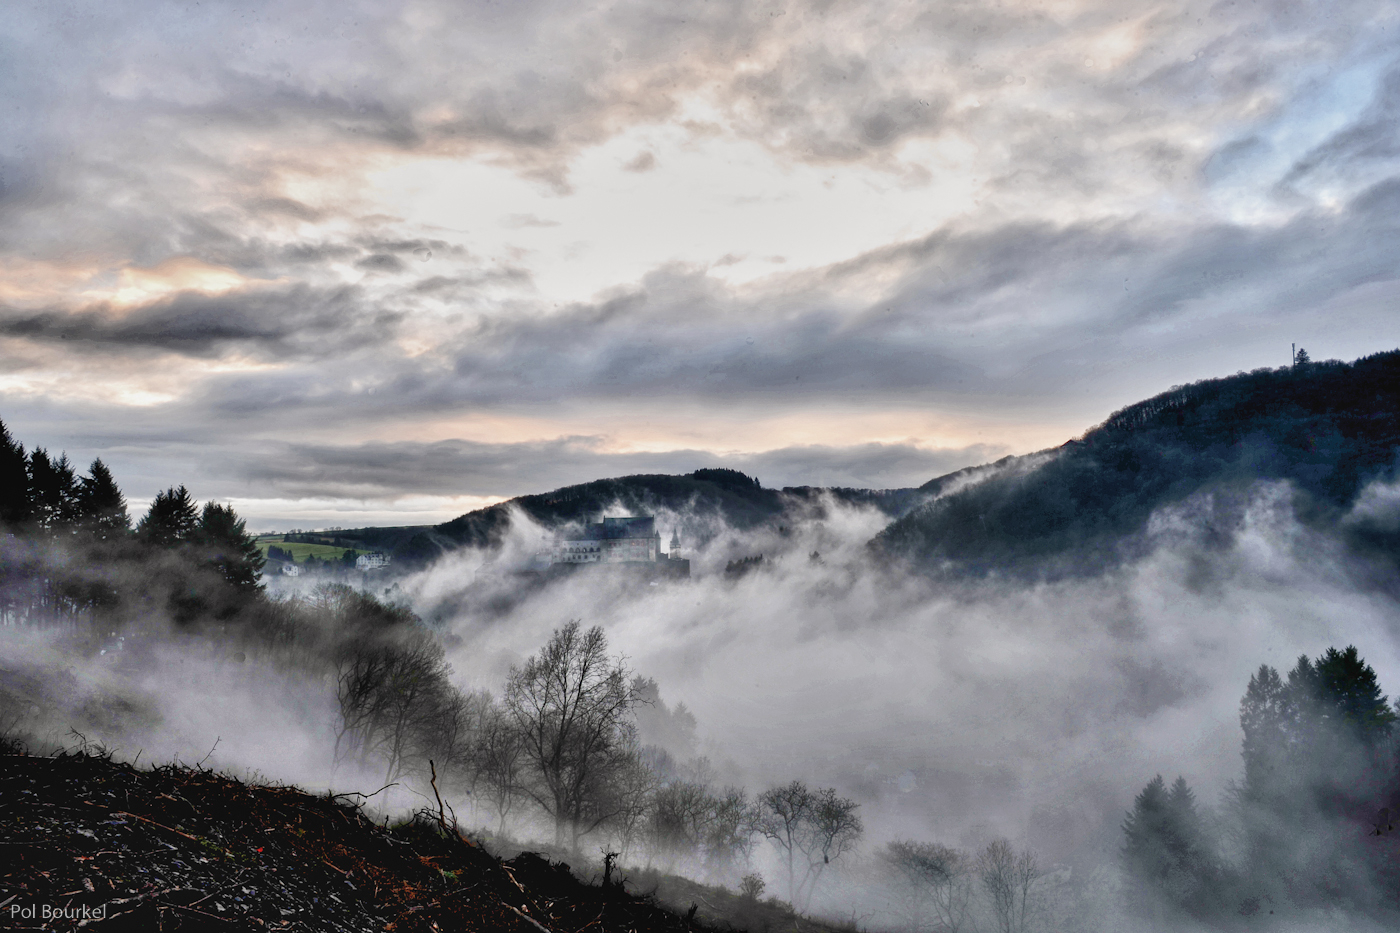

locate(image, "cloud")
(0, 283), (391, 359)
(208, 436), (997, 501)
(2, 0), (1400, 527)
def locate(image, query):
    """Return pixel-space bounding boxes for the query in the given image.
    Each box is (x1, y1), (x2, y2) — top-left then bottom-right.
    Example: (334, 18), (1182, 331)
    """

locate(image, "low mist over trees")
(505, 621), (637, 849)
(0, 420), (266, 628)
(1122, 644), (1400, 926)
(756, 780), (864, 911)
(880, 840), (975, 933)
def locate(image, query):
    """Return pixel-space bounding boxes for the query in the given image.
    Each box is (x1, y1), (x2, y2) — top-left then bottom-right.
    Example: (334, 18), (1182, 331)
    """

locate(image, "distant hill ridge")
(335, 470), (924, 562)
(872, 349), (1400, 575)
(337, 349), (1400, 573)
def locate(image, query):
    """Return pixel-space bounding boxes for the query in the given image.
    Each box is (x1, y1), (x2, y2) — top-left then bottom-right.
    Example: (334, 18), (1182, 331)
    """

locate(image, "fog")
(404, 483), (1400, 855)
(5, 473), (1400, 929)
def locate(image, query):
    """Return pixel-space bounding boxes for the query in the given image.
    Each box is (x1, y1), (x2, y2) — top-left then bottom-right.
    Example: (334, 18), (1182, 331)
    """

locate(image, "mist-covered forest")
(5, 351), (1400, 931)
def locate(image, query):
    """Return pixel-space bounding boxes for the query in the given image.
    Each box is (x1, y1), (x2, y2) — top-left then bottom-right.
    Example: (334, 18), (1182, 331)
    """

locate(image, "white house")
(356, 551), (390, 571)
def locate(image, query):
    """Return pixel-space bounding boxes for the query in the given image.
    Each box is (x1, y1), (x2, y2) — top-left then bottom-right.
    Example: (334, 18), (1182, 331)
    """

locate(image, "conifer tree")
(137, 486), (199, 547)
(0, 418), (31, 528)
(1122, 775), (1172, 907)
(28, 448), (80, 533)
(1239, 665), (1294, 804)
(1307, 646), (1396, 744)
(76, 459), (130, 540)
(196, 501), (265, 592)
(1122, 774), (1215, 920)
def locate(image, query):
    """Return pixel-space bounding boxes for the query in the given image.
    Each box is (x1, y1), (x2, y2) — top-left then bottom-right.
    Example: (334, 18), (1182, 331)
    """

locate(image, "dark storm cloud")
(0, 284), (395, 359)
(356, 178), (1395, 412)
(213, 436), (996, 499)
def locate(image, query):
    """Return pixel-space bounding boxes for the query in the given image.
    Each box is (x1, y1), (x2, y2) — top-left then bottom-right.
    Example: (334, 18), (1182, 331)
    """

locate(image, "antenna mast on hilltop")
(1292, 342), (1295, 367)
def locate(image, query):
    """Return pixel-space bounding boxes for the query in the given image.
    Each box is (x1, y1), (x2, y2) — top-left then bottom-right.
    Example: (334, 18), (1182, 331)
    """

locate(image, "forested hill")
(433, 469), (922, 550)
(336, 469), (922, 559)
(871, 349), (1400, 575)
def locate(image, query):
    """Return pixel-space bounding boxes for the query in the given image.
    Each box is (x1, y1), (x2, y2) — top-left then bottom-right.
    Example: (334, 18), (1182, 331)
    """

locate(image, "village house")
(356, 551), (391, 571)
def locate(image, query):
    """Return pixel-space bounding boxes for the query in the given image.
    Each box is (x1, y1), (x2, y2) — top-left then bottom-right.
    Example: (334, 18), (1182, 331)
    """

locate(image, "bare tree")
(978, 838), (1041, 933)
(704, 787), (760, 884)
(432, 687), (492, 794)
(374, 632), (454, 784)
(880, 840), (974, 933)
(756, 780), (863, 912)
(318, 584), (456, 784)
(648, 779), (718, 871)
(504, 621), (636, 849)
(473, 702), (526, 836)
(599, 729), (658, 865)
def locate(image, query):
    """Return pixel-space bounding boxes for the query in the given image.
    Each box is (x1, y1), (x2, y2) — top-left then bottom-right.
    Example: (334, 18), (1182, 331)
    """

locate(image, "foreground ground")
(1, 743), (815, 932)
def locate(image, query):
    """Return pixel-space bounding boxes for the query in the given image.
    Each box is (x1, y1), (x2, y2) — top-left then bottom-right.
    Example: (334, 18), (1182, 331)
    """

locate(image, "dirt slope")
(1, 747), (724, 932)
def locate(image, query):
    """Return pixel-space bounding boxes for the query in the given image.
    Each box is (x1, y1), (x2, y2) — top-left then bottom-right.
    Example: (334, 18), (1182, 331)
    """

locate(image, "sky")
(3, 0), (1400, 530)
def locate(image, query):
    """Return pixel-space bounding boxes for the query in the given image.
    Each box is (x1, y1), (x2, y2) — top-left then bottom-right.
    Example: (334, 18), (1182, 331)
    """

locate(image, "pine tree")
(1123, 775), (1215, 920)
(1239, 664), (1295, 804)
(0, 418), (31, 528)
(1122, 775), (1172, 917)
(76, 459), (130, 540)
(196, 501), (265, 592)
(1309, 646), (1396, 744)
(28, 448), (80, 533)
(137, 486), (199, 547)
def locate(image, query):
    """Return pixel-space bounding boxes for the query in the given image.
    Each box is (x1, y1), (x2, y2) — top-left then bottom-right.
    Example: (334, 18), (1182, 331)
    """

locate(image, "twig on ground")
(330, 782), (398, 805)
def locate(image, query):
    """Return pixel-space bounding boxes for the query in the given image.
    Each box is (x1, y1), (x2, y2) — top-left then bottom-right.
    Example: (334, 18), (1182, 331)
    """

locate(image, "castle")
(546, 515), (689, 576)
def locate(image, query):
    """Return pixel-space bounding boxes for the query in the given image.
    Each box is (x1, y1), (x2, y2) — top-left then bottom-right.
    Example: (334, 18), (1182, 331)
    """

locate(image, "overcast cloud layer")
(3, 0), (1400, 526)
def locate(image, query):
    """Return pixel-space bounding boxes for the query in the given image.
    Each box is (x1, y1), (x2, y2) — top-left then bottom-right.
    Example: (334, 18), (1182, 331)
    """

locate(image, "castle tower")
(669, 528), (682, 559)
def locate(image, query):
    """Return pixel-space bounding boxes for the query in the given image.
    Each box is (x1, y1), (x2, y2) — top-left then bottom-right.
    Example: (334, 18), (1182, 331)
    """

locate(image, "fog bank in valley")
(403, 481), (1400, 864)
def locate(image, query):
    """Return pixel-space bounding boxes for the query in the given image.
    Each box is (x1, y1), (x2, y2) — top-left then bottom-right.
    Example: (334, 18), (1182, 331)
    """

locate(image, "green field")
(255, 536), (369, 563)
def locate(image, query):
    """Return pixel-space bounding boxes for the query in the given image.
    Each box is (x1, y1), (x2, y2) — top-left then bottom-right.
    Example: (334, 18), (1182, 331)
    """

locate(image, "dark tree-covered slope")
(872, 349), (1400, 575)
(334, 470), (922, 561)
(435, 468), (781, 549)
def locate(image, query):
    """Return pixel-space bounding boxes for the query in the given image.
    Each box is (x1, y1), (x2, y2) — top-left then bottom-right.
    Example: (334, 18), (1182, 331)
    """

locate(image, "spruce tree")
(1122, 775), (1172, 918)
(1239, 664), (1294, 804)
(76, 459), (130, 540)
(28, 448), (80, 533)
(1123, 774), (1215, 920)
(1309, 646), (1396, 744)
(137, 486), (199, 547)
(196, 501), (265, 592)
(0, 418), (31, 528)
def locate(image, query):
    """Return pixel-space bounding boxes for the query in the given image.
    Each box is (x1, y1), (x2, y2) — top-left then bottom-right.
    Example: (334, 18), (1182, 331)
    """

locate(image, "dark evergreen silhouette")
(76, 459), (130, 540)
(137, 486), (200, 548)
(28, 448), (80, 533)
(1122, 775), (1218, 922)
(0, 419), (31, 528)
(196, 501), (266, 594)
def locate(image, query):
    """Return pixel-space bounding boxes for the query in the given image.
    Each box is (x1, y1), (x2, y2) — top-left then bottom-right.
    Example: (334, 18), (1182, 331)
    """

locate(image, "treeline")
(292, 598), (1068, 929)
(0, 419), (264, 627)
(266, 544), (361, 571)
(1122, 645), (1400, 925)
(280, 601), (863, 910)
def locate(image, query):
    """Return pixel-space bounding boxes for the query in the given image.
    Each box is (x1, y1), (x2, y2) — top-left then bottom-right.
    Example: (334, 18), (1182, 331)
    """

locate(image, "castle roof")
(564, 515), (657, 541)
